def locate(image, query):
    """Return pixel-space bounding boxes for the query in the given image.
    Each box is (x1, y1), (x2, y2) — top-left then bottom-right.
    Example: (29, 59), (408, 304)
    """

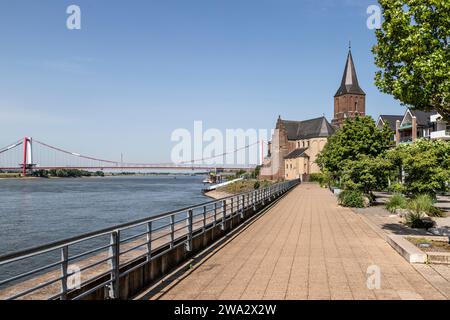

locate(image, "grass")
(408, 194), (445, 217)
(385, 193), (408, 213)
(217, 179), (272, 194)
(0, 172), (22, 178)
(406, 237), (450, 253)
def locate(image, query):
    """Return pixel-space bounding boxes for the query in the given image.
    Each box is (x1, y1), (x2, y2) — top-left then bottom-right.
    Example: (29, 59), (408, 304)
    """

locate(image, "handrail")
(0, 183), (268, 262)
(0, 179), (300, 300)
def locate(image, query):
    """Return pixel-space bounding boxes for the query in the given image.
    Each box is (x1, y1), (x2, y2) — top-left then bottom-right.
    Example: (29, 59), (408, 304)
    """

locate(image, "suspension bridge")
(0, 137), (262, 176)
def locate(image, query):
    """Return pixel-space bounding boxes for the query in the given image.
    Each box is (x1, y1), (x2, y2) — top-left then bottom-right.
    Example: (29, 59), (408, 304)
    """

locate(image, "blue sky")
(0, 0), (405, 163)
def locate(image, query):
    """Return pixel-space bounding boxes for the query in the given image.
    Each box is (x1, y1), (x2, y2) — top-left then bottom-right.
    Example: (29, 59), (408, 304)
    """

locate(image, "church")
(260, 48), (366, 181)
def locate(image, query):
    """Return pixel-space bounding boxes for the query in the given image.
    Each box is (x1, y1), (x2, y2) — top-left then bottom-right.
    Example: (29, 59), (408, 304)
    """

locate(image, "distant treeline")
(31, 169), (105, 178)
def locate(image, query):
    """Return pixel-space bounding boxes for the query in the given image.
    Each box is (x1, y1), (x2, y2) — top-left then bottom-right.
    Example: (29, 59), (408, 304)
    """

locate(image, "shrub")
(390, 182), (406, 194)
(309, 173), (323, 183)
(408, 194), (444, 217)
(385, 193), (407, 213)
(405, 211), (427, 229)
(338, 190), (365, 208)
(311, 171), (334, 188)
(31, 170), (49, 178)
(408, 194), (432, 214)
(95, 171), (105, 177)
(253, 181), (260, 190)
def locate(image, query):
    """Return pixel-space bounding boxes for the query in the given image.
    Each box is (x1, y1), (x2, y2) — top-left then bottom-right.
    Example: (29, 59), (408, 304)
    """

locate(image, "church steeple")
(331, 46), (366, 128)
(335, 49), (365, 97)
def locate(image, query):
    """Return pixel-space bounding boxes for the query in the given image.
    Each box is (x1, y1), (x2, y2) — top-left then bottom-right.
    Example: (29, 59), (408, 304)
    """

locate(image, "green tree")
(252, 165), (261, 179)
(386, 139), (450, 195)
(316, 116), (393, 182)
(95, 171), (105, 177)
(340, 155), (394, 196)
(373, 0), (450, 120)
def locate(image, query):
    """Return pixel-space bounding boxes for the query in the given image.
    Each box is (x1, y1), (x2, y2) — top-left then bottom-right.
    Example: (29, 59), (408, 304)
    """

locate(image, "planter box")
(387, 235), (450, 265)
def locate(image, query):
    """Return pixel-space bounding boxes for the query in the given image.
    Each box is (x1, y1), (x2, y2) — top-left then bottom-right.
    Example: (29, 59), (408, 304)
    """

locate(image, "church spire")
(331, 45), (367, 128)
(334, 48), (365, 97)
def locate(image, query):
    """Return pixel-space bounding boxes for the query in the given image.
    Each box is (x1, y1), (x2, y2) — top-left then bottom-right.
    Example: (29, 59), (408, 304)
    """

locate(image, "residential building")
(395, 109), (450, 144)
(376, 115), (403, 141)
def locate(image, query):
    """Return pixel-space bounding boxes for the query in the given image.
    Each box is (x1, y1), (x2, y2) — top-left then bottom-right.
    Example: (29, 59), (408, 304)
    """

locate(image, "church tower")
(331, 47), (366, 128)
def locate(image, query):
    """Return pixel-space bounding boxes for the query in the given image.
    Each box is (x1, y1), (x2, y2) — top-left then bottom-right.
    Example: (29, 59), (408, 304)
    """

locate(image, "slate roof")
(279, 116), (335, 140)
(335, 50), (365, 97)
(410, 110), (437, 126)
(378, 115), (403, 131)
(285, 148), (309, 159)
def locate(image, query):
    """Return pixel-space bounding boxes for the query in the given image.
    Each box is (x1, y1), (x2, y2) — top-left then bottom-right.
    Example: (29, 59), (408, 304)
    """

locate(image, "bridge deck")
(144, 184), (448, 300)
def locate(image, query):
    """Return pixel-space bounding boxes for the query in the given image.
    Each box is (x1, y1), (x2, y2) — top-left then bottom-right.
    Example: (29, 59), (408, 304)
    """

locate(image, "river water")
(0, 175), (208, 259)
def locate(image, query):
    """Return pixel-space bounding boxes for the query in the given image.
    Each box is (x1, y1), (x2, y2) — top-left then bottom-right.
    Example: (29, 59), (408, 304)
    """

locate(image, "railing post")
(108, 230), (120, 299)
(60, 246), (69, 300)
(146, 221), (152, 261)
(186, 210), (193, 252)
(203, 205), (207, 231)
(214, 202), (217, 226)
(240, 195), (245, 218)
(221, 200), (226, 231)
(170, 215), (175, 248)
(230, 197), (234, 229)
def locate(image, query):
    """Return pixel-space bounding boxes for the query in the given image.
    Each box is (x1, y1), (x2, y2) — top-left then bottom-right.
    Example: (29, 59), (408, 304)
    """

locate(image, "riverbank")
(204, 189), (233, 200)
(0, 172), (207, 180)
(204, 179), (274, 200)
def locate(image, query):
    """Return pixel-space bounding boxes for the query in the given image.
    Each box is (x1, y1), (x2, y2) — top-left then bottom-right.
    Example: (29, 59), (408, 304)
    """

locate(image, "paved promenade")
(145, 184), (448, 300)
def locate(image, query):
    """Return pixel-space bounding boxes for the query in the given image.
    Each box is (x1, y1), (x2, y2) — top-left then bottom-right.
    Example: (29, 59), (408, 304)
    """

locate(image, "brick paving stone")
(148, 184), (448, 300)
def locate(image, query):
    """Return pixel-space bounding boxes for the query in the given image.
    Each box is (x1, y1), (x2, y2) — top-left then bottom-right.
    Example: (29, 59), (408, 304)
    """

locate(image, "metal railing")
(0, 179), (299, 300)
